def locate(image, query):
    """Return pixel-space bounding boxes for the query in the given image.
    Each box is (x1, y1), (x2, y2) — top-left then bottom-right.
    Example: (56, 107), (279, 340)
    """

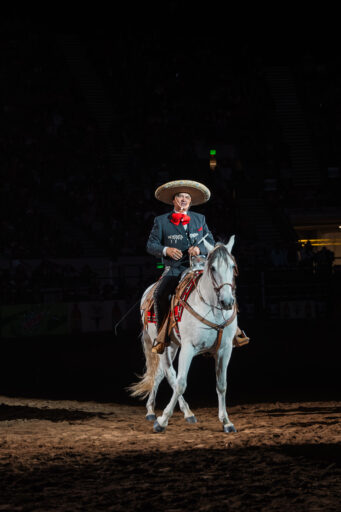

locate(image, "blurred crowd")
(0, 259), (100, 305)
(234, 239), (335, 275)
(0, 24), (339, 304)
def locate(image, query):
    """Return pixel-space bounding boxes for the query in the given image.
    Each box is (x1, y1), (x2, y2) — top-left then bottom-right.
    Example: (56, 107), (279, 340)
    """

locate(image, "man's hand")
(166, 247), (183, 260)
(188, 246), (200, 256)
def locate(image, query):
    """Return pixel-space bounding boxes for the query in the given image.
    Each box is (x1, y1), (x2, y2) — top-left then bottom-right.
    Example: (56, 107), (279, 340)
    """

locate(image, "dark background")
(0, 8), (340, 406)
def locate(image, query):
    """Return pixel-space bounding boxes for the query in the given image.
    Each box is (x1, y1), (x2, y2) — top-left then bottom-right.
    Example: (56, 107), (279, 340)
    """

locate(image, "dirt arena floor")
(0, 395), (340, 511)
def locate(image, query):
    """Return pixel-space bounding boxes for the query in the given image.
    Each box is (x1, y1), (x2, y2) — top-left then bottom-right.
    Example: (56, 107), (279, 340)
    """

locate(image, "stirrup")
(152, 339), (166, 354)
(233, 330), (250, 347)
(152, 336), (170, 354)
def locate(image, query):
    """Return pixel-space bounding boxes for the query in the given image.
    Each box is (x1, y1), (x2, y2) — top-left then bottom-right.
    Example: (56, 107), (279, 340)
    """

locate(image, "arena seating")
(0, 24), (339, 314)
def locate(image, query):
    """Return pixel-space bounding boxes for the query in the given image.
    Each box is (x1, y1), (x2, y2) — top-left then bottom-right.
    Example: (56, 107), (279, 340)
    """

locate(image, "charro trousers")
(153, 266), (185, 333)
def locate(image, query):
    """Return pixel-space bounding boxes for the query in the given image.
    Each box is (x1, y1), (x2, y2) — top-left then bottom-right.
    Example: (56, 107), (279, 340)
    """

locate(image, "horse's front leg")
(154, 343), (195, 432)
(215, 342), (236, 433)
(162, 345), (197, 423)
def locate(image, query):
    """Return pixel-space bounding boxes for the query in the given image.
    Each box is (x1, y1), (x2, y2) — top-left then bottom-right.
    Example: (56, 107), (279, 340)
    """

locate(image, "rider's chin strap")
(179, 299), (237, 352)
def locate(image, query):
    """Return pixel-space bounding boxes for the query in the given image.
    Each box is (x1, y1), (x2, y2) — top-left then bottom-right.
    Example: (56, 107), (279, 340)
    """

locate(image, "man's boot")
(152, 273), (180, 354)
(152, 315), (170, 354)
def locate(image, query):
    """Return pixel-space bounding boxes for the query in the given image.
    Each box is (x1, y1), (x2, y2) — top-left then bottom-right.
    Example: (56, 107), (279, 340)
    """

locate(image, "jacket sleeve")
(198, 215), (215, 255)
(146, 217), (164, 258)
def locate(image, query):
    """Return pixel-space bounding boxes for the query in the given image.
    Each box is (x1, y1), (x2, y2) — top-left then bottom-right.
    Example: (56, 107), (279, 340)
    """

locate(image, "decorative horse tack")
(129, 235), (249, 433)
(178, 299), (237, 352)
(144, 268), (246, 349)
(141, 272), (200, 330)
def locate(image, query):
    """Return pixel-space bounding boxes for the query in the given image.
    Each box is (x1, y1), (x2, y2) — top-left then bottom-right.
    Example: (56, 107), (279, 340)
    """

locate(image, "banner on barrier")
(280, 300), (317, 319)
(1, 300), (127, 337)
(1, 303), (68, 337)
(68, 300), (126, 333)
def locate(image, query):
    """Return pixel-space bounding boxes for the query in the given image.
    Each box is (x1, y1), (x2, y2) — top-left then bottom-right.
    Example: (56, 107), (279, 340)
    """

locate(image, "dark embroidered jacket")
(146, 211), (215, 271)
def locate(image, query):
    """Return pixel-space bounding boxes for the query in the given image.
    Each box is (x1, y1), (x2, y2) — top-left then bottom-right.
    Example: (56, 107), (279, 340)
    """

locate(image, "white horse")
(129, 235), (239, 433)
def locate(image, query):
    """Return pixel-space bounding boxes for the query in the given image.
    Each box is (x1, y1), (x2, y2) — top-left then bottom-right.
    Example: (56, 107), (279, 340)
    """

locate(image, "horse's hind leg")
(146, 365), (164, 421)
(162, 344), (196, 422)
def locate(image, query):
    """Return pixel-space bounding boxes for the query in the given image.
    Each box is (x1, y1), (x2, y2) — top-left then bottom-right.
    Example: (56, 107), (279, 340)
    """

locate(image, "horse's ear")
(203, 239), (215, 253)
(225, 234), (235, 253)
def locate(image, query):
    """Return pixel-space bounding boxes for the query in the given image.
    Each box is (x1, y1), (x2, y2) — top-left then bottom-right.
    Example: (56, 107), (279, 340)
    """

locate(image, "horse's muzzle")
(220, 298), (234, 310)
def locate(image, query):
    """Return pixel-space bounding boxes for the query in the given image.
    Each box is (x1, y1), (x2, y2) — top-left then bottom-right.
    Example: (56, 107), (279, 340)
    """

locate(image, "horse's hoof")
(186, 415), (197, 424)
(153, 420), (166, 433)
(223, 424), (237, 433)
(146, 414), (157, 422)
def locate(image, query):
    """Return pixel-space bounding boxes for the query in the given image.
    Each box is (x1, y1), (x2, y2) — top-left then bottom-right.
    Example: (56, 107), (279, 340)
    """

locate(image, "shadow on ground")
(0, 404), (114, 422)
(1, 443), (340, 511)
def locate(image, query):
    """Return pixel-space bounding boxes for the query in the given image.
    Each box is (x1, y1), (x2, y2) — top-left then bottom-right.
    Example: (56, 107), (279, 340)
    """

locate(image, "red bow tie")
(170, 212), (191, 226)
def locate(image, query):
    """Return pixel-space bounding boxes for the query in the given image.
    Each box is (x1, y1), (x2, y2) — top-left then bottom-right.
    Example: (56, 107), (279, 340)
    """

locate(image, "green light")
(157, 263), (164, 269)
(210, 149), (216, 156)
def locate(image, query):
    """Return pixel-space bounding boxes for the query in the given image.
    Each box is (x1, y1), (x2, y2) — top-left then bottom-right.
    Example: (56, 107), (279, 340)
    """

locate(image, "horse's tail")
(127, 329), (160, 399)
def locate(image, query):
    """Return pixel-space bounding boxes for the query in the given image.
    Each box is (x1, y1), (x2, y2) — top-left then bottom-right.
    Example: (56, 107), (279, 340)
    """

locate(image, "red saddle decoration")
(147, 271), (203, 326)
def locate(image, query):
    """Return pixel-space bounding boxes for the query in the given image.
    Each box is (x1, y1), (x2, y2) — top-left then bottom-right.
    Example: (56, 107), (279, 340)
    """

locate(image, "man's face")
(173, 192), (191, 212)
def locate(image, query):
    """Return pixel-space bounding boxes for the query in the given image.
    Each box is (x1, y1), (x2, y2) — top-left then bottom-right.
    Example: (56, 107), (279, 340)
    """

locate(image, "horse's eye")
(211, 265), (216, 272)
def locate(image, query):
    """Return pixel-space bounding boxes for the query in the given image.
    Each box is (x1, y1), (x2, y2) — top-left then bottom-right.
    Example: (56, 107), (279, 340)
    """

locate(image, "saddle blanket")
(144, 271), (203, 327)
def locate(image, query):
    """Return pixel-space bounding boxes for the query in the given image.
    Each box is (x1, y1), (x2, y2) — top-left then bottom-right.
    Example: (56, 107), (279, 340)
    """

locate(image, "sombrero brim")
(155, 180), (211, 206)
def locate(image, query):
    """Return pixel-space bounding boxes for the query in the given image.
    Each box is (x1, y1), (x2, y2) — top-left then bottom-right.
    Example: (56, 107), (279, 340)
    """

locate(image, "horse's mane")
(207, 243), (230, 266)
(207, 243), (239, 275)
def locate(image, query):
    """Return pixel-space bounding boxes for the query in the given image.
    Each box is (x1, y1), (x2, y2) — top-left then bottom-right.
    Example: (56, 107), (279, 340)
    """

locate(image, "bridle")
(211, 270), (237, 294)
(178, 248), (239, 351)
(203, 248), (239, 308)
(191, 248), (238, 311)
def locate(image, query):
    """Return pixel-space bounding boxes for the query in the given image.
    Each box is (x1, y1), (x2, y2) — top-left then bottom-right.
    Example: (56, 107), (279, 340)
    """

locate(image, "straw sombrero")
(155, 180), (211, 206)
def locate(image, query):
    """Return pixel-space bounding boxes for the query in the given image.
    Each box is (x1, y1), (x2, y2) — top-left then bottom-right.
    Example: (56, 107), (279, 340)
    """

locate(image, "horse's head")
(204, 235), (238, 310)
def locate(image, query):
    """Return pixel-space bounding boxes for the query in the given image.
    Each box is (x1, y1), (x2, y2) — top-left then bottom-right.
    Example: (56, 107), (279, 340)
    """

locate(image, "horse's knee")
(176, 377), (187, 395)
(216, 385), (226, 395)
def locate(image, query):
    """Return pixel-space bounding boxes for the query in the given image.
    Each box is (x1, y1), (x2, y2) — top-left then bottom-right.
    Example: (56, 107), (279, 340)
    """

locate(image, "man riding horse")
(147, 179), (249, 354)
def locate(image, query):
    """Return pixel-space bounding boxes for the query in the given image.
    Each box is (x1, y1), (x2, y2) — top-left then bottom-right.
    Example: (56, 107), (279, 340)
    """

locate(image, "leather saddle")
(141, 271), (250, 348)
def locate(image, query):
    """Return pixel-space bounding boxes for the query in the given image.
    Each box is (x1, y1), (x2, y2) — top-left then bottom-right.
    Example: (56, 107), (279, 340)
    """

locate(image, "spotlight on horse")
(128, 235), (247, 434)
